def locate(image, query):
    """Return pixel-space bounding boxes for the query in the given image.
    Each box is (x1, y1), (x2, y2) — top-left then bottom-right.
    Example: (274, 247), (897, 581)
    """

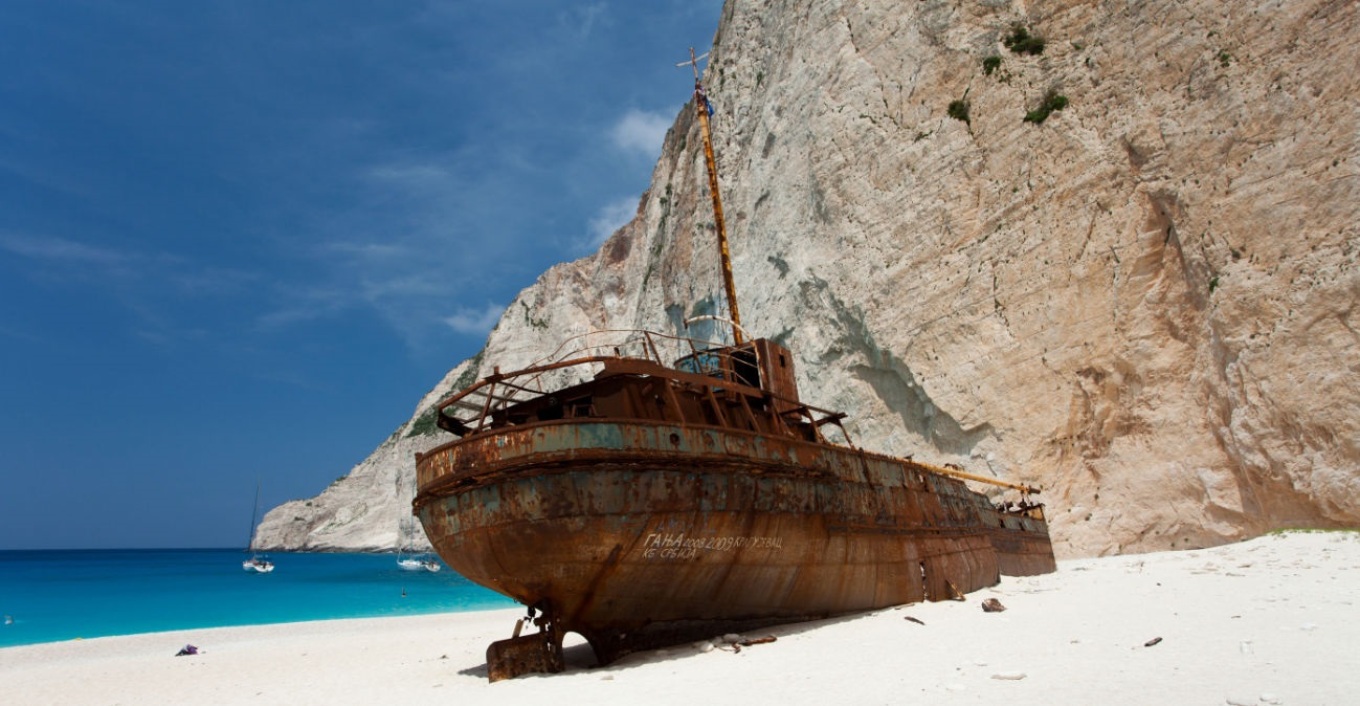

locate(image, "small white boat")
(397, 515), (441, 572)
(242, 480), (275, 574)
(242, 556), (275, 573)
(396, 556), (441, 573)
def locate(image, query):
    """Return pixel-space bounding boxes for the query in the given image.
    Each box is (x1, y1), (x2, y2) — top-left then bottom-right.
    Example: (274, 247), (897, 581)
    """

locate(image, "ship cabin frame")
(433, 329), (851, 447)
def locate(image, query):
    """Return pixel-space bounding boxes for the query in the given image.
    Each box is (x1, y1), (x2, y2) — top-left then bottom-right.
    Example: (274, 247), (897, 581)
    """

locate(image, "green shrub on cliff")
(1023, 91), (1069, 124)
(947, 99), (971, 125)
(1003, 25), (1045, 56)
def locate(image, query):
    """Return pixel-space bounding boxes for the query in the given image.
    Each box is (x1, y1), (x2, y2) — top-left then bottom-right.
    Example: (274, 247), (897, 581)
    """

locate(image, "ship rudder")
(485, 613), (566, 682)
(486, 631), (564, 682)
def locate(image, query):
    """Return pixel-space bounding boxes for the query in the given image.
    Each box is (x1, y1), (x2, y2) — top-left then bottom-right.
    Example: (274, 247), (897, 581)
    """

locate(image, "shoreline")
(3, 531), (1356, 705)
(0, 550), (512, 650)
(0, 602), (514, 651)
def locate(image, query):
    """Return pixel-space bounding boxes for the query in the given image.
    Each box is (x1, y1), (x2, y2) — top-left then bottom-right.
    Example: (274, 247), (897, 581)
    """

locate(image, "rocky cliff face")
(256, 0), (1359, 558)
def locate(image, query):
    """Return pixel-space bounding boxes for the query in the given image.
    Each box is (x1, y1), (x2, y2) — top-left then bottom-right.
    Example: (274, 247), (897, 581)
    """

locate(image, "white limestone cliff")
(256, 0), (1359, 558)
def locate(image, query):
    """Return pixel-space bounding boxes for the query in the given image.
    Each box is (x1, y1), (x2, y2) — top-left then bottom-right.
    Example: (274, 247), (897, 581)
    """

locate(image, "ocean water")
(0, 549), (516, 648)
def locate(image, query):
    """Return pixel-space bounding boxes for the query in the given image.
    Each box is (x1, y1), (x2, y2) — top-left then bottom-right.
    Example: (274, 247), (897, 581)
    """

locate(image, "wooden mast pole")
(685, 48), (743, 346)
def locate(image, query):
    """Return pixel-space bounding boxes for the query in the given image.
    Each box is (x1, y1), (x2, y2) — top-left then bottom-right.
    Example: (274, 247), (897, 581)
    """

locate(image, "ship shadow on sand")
(456, 610), (878, 680)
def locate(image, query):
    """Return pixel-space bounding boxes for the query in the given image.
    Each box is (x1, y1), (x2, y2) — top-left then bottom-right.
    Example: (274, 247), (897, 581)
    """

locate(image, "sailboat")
(412, 49), (1055, 680)
(242, 481), (275, 573)
(396, 517), (441, 572)
(395, 471), (441, 572)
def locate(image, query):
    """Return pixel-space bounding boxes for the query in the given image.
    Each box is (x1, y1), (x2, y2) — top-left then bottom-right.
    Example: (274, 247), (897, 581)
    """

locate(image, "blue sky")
(0, 1), (722, 549)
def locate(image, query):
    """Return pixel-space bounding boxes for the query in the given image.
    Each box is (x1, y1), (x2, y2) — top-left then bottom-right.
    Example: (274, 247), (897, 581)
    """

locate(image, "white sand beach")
(3, 531), (1356, 706)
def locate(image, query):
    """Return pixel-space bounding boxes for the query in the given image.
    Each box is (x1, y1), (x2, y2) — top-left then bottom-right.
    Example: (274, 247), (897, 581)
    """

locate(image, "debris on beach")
(1143, 637), (1162, 647)
(904, 616), (925, 625)
(715, 634), (777, 653)
(981, 598), (1007, 613)
(174, 644), (200, 657)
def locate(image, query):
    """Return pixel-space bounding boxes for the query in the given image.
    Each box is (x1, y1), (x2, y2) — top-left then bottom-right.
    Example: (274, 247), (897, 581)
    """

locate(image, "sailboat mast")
(246, 479), (261, 551)
(686, 48), (744, 346)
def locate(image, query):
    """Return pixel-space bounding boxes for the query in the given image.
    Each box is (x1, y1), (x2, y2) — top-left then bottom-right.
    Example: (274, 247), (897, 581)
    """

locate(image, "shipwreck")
(412, 51), (1056, 681)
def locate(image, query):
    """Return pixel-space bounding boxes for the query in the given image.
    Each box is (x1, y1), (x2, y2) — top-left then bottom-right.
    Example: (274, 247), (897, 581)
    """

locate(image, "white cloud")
(0, 231), (127, 266)
(443, 302), (506, 336)
(0, 230), (189, 290)
(585, 197), (638, 249)
(611, 109), (672, 158)
(255, 285), (347, 330)
(558, 3), (608, 39)
(364, 163), (452, 191)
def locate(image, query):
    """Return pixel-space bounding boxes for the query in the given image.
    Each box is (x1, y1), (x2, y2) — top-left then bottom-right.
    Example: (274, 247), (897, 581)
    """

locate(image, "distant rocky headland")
(255, 0), (1359, 557)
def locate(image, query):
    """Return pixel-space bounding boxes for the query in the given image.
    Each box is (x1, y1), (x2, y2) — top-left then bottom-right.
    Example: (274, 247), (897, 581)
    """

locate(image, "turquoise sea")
(0, 549), (516, 649)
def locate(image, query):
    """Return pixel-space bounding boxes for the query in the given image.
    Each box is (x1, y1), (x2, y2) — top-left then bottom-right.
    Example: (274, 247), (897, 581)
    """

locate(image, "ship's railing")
(503, 328), (736, 397)
(529, 328), (726, 373)
(432, 328), (865, 445)
(434, 329), (764, 435)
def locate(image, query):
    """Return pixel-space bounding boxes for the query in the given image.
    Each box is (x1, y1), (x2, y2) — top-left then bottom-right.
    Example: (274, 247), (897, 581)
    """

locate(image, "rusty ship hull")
(417, 420), (1052, 664)
(413, 334), (1055, 676)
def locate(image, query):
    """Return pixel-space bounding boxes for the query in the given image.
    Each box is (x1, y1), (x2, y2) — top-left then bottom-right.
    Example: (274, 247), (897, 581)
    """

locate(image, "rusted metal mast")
(914, 460), (1042, 496)
(684, 48), (743, 345)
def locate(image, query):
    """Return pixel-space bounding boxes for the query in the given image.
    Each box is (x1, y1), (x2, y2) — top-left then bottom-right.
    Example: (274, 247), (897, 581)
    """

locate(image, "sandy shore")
(2, 531), (1355, 705)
